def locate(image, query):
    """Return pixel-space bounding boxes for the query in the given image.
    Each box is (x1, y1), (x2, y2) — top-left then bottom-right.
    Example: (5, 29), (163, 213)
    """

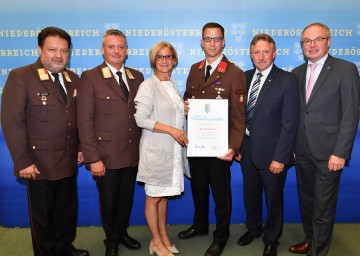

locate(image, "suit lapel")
(307, 56), (334, 104)
(298, 64), (307, 103)
(152, 75), (175, 108)
(33, 61), (66, 105)
(199, 56), (228, 89)
(100, 62), (127, 101)
(252, 66), (277, 117)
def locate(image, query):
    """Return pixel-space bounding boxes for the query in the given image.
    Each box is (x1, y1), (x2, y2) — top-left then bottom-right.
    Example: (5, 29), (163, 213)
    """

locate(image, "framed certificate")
(187, 99), (228, 157)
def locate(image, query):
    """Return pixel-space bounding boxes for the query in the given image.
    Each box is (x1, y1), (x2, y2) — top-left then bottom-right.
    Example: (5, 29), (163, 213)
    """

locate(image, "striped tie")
(246, 72), (263, 130)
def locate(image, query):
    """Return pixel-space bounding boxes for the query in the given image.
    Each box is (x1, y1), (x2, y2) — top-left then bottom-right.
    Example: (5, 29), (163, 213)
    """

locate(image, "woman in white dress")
(134, 42), (189, 256)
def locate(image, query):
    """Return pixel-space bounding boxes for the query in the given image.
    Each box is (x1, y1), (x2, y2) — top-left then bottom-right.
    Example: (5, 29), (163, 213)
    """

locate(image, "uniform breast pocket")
(95, 93), (121, 115)
(28, 97), (56, 121)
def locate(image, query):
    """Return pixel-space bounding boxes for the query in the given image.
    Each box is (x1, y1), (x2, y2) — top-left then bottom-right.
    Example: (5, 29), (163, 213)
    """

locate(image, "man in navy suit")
(236, 34), (299, 256)
(289, 23), (360, 256)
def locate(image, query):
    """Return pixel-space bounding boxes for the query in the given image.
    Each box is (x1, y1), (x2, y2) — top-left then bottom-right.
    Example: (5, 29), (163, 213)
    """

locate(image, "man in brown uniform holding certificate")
(178, 22), (246, 256)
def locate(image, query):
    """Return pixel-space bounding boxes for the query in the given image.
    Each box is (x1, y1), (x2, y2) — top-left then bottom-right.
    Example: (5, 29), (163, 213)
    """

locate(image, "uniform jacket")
(244, 65), (300, 169)
(77, 61), (144, 169)
(134, 74), (189, 186)
(293, 55), (360, 160)
(1, 58), (79, 180)
(184, 56), (246, 153)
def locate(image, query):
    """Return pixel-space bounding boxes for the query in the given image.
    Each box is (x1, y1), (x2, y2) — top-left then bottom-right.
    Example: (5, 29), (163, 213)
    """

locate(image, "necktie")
(116, 71), (129, 99)
(306, 63), (318, 103)
(205, 65), (212, 81)
(52, 73), (67, 104)
(246, 72), (263, 130)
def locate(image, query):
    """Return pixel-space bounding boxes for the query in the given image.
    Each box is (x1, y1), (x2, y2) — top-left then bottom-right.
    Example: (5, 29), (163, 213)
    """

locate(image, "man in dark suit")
(178, 22), (246, 256)
(1, 27), (89, 256)
(236, 34), (300, 256)
(77, 29), (144, 256)
(289, 23), (360, 256)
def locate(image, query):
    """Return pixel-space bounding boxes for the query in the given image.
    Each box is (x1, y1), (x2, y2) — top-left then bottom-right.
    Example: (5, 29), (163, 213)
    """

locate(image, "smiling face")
(250, 40), (276, 72)
(301, 25), (331, 63)
(38, 36), (69, 73)
(154, 46), (175, 78)
(201, 27), (225, 63)
(101, 34), (128, 70)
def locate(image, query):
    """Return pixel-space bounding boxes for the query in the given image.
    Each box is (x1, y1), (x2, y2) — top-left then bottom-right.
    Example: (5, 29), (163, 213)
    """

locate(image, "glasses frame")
(302, 37), (328, 46)
(155, 54), (174, 61)
(203, 37), (223, 42)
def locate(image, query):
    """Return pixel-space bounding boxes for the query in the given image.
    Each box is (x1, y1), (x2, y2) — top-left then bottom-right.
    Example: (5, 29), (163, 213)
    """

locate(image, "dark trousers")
(188, 157), (232, 243)
(295, 151), (342, 256)
(96, 166), (137, 248)
(27, 175), (77, 256)
(240, 136), (287, 247)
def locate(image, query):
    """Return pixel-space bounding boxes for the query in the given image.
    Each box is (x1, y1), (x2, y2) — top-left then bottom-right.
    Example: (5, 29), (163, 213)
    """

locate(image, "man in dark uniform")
(178, 22), (246, 256)
(1, 27), (89, 256)
(77, 29), (144, 256)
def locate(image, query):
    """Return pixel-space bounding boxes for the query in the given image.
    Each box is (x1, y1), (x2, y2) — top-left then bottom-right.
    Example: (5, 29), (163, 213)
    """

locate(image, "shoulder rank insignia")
(38, 68), (50, 81)
(125, 69), (135, 80)
(198, 60), (205, 70)
(62, 71), (72, 82)
(102, 67), (112, 79)
(217, 61), (227, 73)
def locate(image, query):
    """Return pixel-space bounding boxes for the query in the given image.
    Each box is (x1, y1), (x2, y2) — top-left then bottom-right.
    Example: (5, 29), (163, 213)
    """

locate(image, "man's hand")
(78, 152), (84, 164)
(269, 160), (285, 174)
(90, 160), (106, 177)
(19, 164), (40, 180)
(235, 153), (242, 162)
(328, 155), (345, 171)
(218, 149), (235, 162)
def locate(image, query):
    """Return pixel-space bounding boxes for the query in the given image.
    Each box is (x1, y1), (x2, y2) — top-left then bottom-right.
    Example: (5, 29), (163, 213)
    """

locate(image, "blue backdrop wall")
(1, 0), (360, 227)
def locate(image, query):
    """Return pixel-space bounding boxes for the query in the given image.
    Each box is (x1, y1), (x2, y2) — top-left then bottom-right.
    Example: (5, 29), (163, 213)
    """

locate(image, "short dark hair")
(250, 33), (276, 51)
(38, 27), (71, 48)
(202, 22), (225, 38)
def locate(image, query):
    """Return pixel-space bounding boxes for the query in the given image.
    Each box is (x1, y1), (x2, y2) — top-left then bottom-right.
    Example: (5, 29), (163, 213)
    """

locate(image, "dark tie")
(205, 65), (212, 81)
(116, 71), (129, 99)
(52, 73), (67, 104)
(246, 72), (263, 130)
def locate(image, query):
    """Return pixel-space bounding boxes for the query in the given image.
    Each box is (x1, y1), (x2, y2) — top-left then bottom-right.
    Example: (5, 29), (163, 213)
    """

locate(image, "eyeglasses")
(203, 37), (223, 42)
(302, 37), (328, 46)
(155, 55), (173, 61)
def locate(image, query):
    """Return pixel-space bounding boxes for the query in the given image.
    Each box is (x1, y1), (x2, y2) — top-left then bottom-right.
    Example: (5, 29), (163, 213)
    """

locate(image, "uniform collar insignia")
(217, 61), (227, 73)
(125, 68), (135, 80)
(198, 60), (205, 70)
(62, 71), (72, 82)
(102, 67), (112, 79)
(38, 68), (50, 81)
